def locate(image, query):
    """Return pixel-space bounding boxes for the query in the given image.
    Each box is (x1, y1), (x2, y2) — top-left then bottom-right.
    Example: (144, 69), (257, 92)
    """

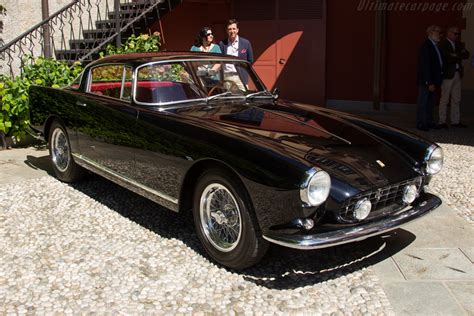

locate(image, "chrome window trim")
(132, 58), (266, 107)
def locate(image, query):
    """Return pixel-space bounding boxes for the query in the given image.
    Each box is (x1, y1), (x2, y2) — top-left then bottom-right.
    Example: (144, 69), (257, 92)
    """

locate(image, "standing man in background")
(219, 19), (254, 90)
(416, 25), (444, 131)
(219, 19), (254, 64)
(438, 26), (470, 128)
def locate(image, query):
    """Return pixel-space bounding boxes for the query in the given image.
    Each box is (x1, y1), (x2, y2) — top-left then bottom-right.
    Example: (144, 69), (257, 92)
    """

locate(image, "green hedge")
(0, 57), (83, 140)
(0, 32), (161, 140)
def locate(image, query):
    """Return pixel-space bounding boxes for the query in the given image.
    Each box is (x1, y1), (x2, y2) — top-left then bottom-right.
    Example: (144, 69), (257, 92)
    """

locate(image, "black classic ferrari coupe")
(29, 52), (443, 269)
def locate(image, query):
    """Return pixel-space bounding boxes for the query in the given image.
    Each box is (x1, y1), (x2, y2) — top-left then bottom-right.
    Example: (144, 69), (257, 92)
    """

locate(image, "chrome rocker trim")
(263, 193), (441, 250)
(72, 153), (179, 212)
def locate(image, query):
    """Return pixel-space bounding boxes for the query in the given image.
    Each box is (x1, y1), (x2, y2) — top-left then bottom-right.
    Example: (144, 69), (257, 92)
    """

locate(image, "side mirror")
(272, 87), (280, 100)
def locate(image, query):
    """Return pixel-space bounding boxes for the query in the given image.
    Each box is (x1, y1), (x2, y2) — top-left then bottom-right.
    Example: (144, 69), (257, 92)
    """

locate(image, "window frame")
(86, 63), (134, 102)
(134, 60), (206, 107)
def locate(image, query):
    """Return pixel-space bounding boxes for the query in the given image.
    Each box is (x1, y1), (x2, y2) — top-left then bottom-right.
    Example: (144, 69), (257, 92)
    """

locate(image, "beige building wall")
(2, 0), (72, 45)
(463, 4), (474, 91)
(1, 0), (112, 76)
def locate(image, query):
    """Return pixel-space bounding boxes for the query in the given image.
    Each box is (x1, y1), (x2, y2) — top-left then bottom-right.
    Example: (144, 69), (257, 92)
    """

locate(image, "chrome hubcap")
(51, 128), (70, 172)
(200, 183), (242, 252)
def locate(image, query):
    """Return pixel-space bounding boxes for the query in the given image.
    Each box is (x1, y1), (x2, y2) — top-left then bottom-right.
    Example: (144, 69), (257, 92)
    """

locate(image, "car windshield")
(134, 59), (269, 106)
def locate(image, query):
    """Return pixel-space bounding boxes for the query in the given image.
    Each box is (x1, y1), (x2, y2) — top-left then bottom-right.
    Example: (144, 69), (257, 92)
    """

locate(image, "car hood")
(174, 100), (420, 192)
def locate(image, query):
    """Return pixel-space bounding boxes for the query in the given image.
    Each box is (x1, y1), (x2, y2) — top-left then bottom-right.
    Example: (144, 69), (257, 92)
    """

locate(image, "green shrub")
(100, 32), (161, 56)
(0, 56), (83, 139)
(0, 32), (162, 141)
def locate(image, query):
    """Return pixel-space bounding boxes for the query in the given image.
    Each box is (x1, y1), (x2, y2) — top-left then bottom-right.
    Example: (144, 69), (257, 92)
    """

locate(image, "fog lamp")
(302, 218), (314, 230)
(354, 198), (372, 220)
(402, 184), (418, 204)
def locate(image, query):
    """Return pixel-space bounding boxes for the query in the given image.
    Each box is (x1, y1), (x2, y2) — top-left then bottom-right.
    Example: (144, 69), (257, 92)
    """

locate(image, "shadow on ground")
(63, 174), (416, 290)
(25, 154), (55, 176)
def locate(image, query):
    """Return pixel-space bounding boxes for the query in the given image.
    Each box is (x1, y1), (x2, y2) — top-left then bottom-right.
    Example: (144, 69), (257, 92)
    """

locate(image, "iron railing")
(0, 0), (180, 78)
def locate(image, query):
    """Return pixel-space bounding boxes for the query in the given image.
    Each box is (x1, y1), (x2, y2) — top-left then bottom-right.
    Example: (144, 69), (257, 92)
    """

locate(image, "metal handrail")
(79, 1), (163, 62)
(0, 0), (79, 52)
(0, 0), (181, 78)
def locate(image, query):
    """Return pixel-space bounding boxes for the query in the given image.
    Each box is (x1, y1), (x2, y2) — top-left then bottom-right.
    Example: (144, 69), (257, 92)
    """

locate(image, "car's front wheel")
(48, 121), (85, 182)
(192, 169), (268, 269)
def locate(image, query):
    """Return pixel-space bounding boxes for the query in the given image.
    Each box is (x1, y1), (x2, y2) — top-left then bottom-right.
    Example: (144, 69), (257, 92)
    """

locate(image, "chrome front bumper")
(262, 193), (441, 250)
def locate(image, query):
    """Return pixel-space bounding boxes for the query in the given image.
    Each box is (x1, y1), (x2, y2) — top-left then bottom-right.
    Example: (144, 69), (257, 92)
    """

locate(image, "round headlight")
(354, 198), (372, 220)
(426, 147), (443, 175)
(402, 184), (418, 204)
(300, 169), (331, 207)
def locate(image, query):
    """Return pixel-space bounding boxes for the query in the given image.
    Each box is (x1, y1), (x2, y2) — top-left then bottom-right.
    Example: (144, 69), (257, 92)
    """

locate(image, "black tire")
(48, 121), (85, 182)
(192, 169), (268, 269)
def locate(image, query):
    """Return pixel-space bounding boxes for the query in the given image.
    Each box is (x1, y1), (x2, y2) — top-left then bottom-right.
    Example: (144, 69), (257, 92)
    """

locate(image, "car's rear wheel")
(48, 121), (85, 182)
(192, 169), (268, 269)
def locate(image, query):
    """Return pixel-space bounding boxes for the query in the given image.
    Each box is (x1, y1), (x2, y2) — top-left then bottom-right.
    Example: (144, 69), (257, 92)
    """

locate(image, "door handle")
(279, 58), (286, 64)
(75, 101), (87, 107)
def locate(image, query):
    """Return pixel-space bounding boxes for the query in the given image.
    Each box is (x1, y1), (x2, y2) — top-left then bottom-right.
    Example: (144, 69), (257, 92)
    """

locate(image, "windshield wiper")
(206, 91), (243, 103)
(245, 91), (273, 100)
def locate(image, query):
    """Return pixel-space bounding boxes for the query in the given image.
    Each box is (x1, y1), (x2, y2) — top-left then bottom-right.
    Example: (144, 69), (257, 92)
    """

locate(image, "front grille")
(340, 178), (421, 223)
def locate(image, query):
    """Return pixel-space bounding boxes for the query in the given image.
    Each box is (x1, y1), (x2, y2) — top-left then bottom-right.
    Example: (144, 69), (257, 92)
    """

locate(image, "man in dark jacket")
(218, 19), (254, 89)
(438, 26), (470, 128)
(219, 19), (254, 64)
(416, 25), (444, 131)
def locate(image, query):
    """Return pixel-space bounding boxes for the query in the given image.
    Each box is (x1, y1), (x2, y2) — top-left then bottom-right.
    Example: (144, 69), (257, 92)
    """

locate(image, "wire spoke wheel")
(48, 121), (85, 183)
(51, 127), (70, 172)
(193, 169), (268, 269)
(199, 183), (242, 252)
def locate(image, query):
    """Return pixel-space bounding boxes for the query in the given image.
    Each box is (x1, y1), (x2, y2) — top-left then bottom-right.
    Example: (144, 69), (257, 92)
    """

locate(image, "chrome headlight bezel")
(402, 184), (418, 204)
(300, 168), (331, 207)
(353, 198), (372, 220)
(424, 146), (443, 175)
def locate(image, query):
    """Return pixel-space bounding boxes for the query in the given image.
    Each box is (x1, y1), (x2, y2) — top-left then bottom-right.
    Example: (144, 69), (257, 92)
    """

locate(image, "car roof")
(88, 51), (247, 68)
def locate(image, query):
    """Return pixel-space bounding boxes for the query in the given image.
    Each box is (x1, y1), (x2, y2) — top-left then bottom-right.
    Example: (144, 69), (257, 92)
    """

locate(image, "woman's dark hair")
(193, 26), (212, 47)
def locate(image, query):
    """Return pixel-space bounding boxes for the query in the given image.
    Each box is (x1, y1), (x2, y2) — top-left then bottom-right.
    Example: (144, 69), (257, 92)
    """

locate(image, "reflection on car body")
(29, 52), (443, 269)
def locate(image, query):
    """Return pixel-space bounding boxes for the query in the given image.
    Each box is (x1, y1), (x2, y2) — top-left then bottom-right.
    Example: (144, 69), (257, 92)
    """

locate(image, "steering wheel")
(207, 80), (239, 96)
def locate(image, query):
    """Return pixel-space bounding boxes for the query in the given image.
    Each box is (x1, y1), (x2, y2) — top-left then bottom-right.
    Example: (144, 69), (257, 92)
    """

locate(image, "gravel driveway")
(0, 126), (471, 314)
(0, 174), (395, 314)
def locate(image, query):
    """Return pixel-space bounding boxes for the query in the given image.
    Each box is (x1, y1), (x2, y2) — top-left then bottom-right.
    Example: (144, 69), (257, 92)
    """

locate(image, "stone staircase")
(55, 0), (181, 63)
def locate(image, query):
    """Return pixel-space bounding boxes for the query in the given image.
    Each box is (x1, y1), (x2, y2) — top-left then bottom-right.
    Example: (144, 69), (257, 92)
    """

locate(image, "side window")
(136, 62), (203, 104)
(89, 64), (131, 100)
(122, 67), (133, 100)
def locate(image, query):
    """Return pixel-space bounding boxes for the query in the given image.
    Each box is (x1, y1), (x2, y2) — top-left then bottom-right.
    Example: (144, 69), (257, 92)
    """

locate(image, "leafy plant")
(0, 32), (161, 142)
(0, 56), (83, 140)
(100, 32), (161, 57)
